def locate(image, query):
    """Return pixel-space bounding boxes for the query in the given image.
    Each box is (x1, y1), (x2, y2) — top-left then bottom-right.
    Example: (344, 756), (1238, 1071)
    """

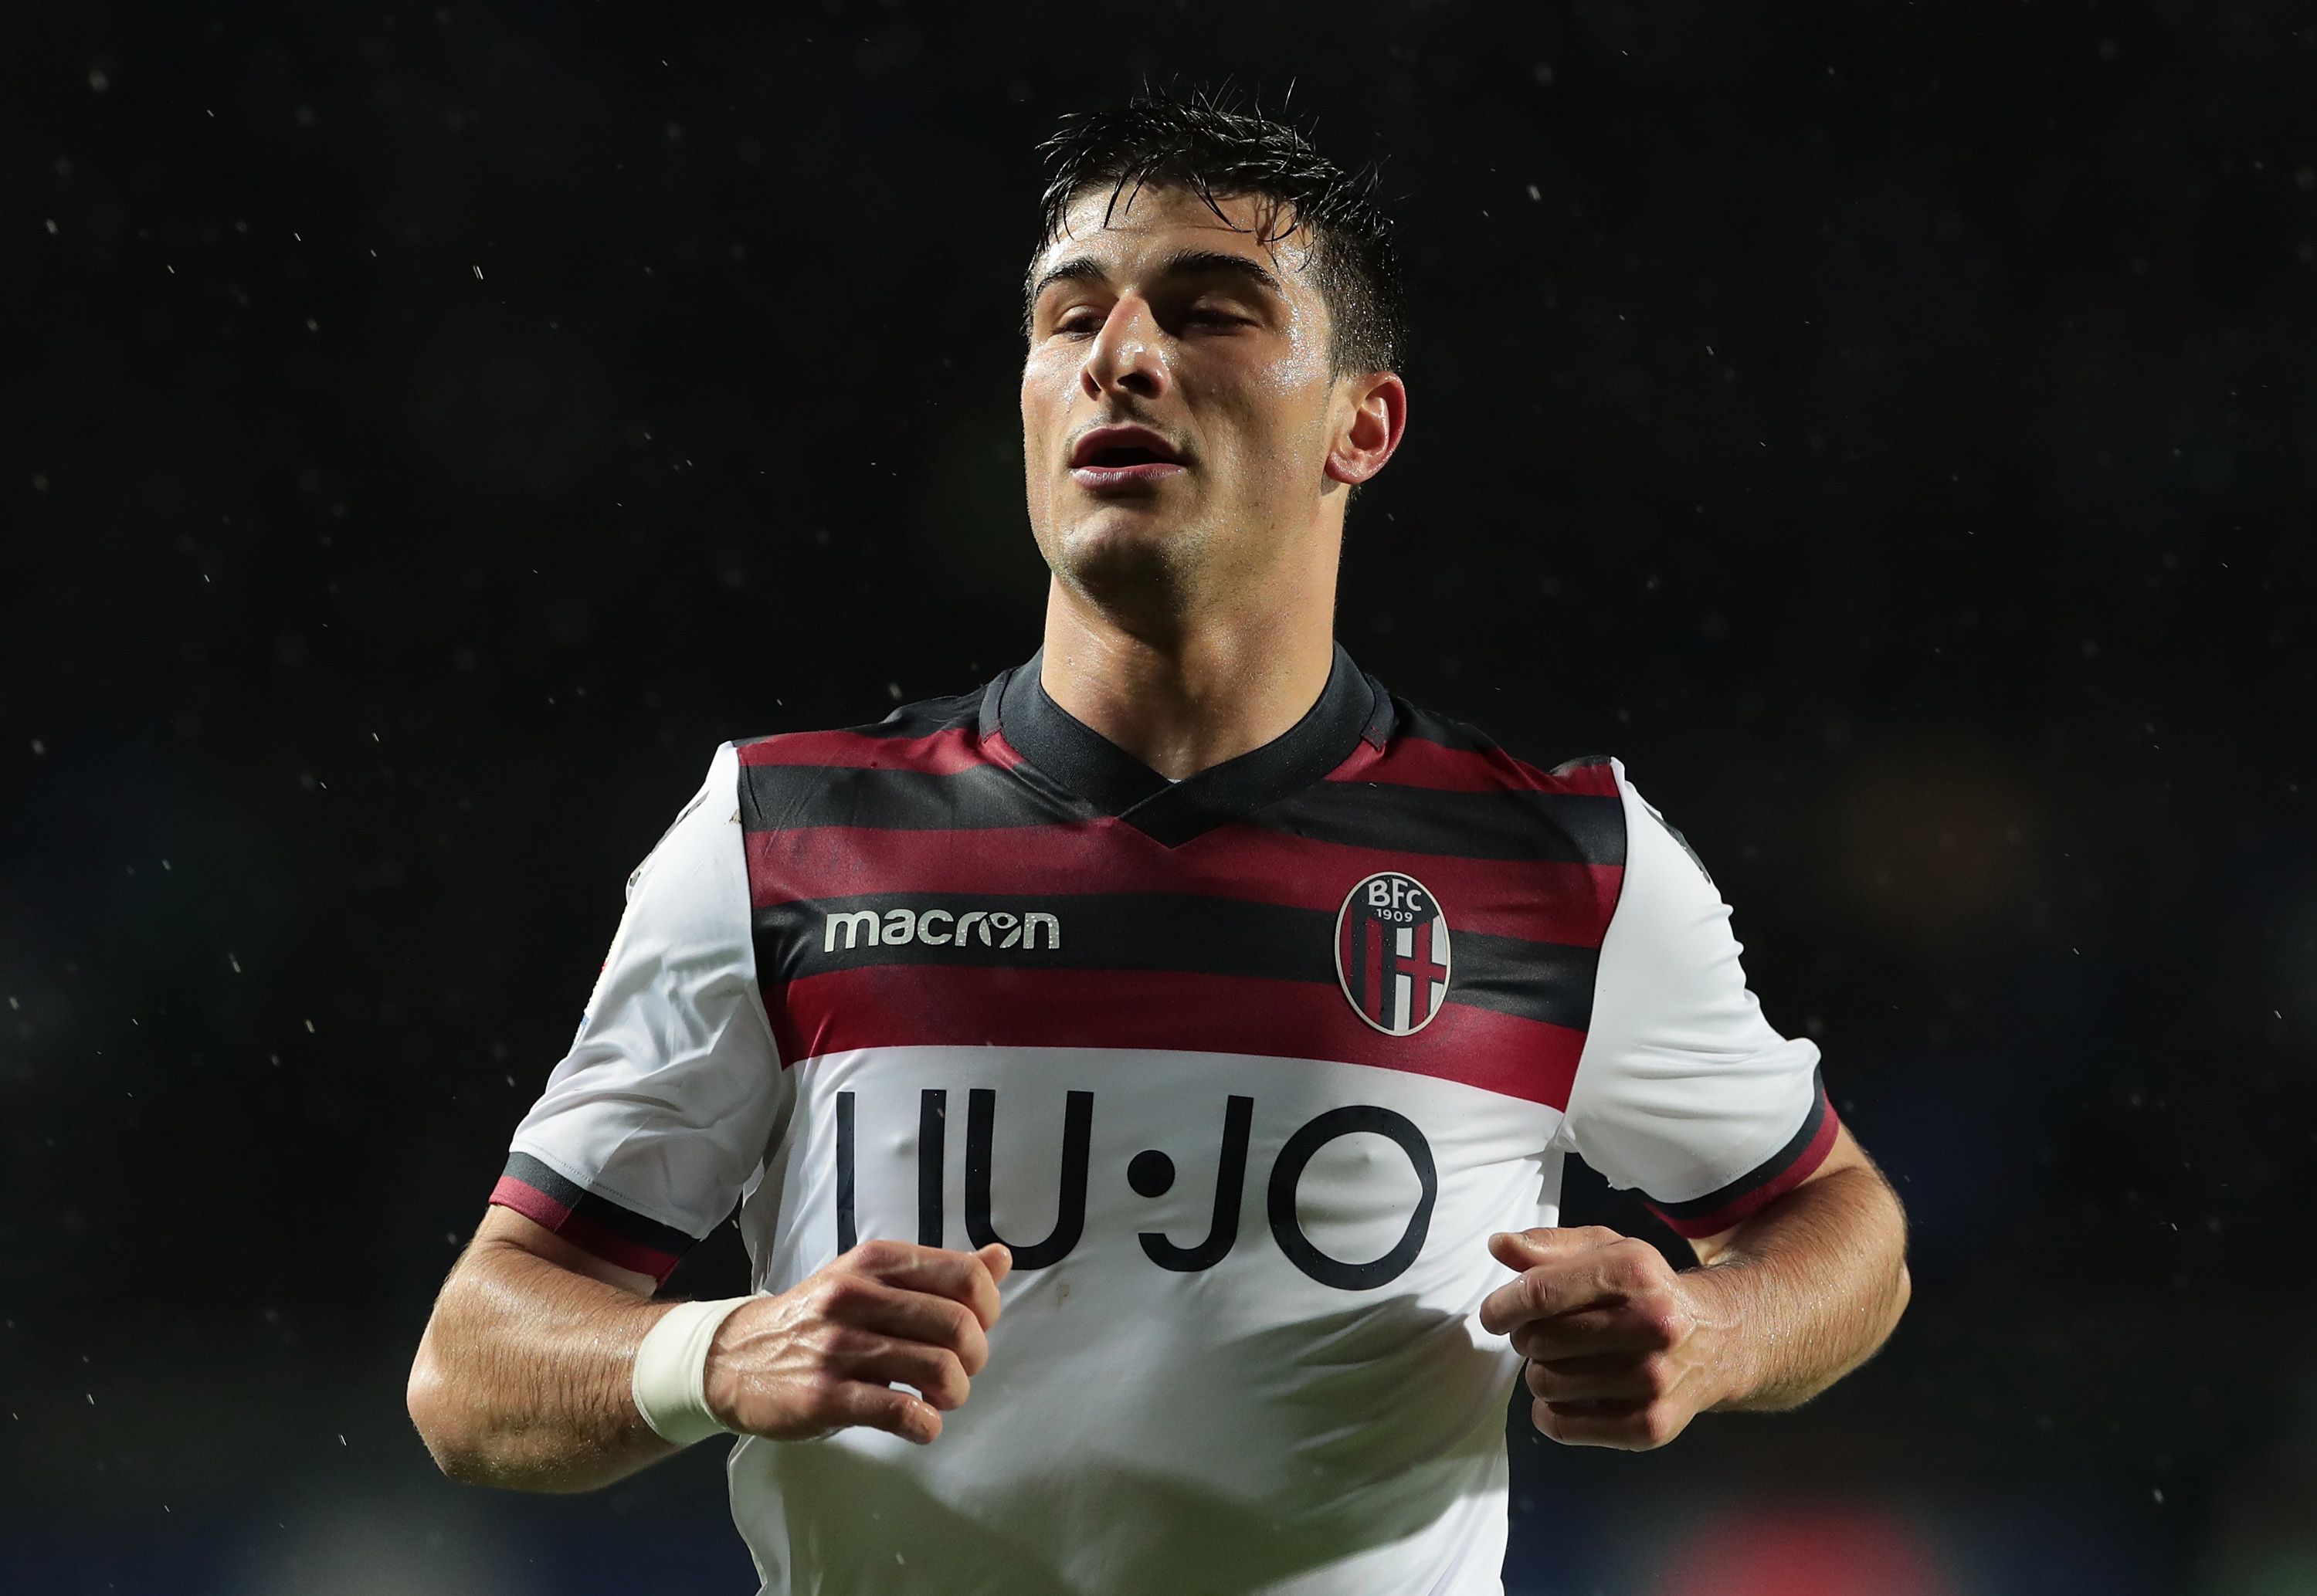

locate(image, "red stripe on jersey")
(979, 728), (1030, 772)
(1328, 737), (1614, 797)
(738, 726), (988, 775)
(768, 965), (1586, 1110)
(1644, 1106), (1844, 1239)
(1353, 908), (1372, 1019)
(1542, 759), (1620, 797)
(748, 824), (1622, 947)
(488, 1176), (684, 1283)
(1406, 919), (1448, 1026)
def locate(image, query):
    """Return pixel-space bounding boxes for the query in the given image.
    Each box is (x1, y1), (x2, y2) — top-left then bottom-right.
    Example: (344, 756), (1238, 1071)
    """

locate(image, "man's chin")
(1057, 496), (1194, 547)
(1047, 510), (1204, 598)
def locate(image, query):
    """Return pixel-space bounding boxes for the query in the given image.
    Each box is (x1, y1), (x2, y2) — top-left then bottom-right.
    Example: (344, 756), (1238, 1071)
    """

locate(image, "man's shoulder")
(1253, 678), (1630, 869)
(1362, 683), (1623, 801)
(731, 685), (992, 776)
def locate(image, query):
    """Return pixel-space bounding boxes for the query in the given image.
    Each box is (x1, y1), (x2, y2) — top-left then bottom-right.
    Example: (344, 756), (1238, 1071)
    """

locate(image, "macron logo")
(824, 907), (1061, 953)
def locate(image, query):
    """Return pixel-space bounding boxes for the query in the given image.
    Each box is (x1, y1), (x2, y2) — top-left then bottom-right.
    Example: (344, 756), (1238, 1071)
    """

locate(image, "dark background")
(5, 2), (2314, 1592)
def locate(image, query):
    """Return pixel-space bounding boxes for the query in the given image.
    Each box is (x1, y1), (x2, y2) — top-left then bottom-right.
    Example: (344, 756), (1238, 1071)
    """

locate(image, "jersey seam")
(1553, 755), (1636, 1155)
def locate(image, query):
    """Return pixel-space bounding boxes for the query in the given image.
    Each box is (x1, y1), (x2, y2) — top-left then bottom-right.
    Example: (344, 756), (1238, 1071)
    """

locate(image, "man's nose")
(1080, 296), (1170, 402)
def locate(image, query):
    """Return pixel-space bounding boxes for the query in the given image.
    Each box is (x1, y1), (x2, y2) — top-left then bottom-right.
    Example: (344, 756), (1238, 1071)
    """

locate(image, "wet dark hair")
(1033, 90), (1407, 378)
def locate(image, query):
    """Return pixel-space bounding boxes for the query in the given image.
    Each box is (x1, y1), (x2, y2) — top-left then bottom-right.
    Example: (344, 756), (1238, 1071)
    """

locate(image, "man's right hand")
(704, 1239), (1012, 1446)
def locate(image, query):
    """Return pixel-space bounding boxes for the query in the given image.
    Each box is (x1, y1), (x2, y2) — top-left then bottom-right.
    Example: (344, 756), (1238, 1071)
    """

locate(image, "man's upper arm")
(1559, 767), (1840, 1244)
(472, 1204), (659, 1296)
(487, 744), (789, 1286)
(1681, 1121), (1880, 1265)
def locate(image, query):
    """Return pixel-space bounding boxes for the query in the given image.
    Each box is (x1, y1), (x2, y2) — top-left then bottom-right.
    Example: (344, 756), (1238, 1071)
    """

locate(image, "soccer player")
(408, 95), (1909, 1594)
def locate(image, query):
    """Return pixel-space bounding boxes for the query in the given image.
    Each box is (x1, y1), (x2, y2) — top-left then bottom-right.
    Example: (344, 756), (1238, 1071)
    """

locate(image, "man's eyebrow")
(1028, 256), (1110, 303)
(1027, 248), (1287, 307)
(1152, 249), (1286, 296)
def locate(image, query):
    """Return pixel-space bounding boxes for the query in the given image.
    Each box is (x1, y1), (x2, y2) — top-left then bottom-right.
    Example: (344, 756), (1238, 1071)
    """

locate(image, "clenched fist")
(704, 1239), (1012, 1447)
(1481, 1226), (1738, 1452)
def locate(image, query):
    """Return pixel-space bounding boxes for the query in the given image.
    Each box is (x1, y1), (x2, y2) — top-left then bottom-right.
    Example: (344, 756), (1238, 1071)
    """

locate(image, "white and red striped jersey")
(492, 649), (1834, 1595)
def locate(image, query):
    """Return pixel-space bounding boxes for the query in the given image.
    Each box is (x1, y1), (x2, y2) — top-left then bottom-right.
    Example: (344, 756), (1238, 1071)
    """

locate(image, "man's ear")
(1324, 371), (1409, 486)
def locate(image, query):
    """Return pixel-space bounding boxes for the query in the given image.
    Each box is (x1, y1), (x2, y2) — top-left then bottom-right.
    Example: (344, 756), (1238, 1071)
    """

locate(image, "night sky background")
(5, 2), (2315, 1593)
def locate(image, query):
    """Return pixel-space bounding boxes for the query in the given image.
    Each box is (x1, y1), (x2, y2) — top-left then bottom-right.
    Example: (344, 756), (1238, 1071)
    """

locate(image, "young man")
(408, 97), (1909, 1594)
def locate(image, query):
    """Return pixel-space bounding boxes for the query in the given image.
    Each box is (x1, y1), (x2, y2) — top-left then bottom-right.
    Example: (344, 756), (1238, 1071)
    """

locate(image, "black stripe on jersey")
(500, 1151), (697, 1256)
(1645, 1069), (1830, 1224)
(754, 892), (1597, 1032)
(740, 762), (1079, 834)
(758, 892), (1329, 985)
(1385, 700), (1614, 797)
(1385, 699), (1495, 754)
(1252, 783), (1627, 866)
(1449, 930), (1601, 1032)
(820, 690), (985, 744)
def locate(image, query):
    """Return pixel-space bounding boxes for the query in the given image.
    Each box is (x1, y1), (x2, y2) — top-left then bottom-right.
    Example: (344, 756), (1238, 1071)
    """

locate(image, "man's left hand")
(1479, 1226), (1741, 1452)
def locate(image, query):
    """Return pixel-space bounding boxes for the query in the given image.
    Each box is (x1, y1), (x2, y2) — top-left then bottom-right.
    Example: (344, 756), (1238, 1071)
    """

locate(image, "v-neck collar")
(979, 644), (1392, 847)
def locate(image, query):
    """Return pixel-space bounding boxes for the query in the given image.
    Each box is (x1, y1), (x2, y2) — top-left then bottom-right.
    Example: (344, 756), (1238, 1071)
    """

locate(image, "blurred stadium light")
(1652, 1504), (1960, 1596)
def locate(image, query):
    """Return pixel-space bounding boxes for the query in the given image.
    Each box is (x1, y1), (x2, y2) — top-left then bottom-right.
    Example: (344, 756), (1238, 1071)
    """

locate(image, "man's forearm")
(408, 1233), (680, 1493)
(1688, 1162), (1912, 1411)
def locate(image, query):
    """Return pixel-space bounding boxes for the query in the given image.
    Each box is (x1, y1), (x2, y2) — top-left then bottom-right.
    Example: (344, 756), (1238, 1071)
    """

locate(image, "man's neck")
(1036, 577), (1338, 781)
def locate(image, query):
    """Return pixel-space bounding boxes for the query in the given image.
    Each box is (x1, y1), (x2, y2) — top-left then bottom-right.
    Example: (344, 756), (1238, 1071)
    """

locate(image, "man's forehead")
(1034, 183), (1315, 280)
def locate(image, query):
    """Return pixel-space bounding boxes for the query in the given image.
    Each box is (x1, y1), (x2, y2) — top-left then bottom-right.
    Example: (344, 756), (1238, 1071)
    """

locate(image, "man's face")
(1021, 185), (1363, 612)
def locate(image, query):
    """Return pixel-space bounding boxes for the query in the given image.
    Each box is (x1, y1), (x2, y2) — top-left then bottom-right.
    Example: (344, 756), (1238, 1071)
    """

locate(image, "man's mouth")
(1068, 425), (1189, 490)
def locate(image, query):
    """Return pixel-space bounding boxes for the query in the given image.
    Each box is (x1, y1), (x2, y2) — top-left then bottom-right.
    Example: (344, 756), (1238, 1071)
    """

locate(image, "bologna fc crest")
(1335, 872), (1451, 1036)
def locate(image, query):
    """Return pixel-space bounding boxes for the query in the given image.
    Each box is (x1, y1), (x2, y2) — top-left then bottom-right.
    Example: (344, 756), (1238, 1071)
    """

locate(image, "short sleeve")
(1559, 763), (1838, 1238)
(489, 744), (789, 1282)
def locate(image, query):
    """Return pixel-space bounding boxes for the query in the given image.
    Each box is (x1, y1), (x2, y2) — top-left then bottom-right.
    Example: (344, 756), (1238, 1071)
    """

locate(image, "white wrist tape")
(632, 1295), (760, 1445)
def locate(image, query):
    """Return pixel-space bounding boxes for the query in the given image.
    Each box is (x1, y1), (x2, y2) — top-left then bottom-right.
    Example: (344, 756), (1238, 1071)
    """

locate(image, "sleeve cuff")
(1641, 1070), (1841, 1239)
(489, 1151), (698, 1283)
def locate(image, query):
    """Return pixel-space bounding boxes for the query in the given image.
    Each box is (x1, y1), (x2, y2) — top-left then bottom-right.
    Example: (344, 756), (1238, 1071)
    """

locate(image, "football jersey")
(490, 648), (1835, 1596)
